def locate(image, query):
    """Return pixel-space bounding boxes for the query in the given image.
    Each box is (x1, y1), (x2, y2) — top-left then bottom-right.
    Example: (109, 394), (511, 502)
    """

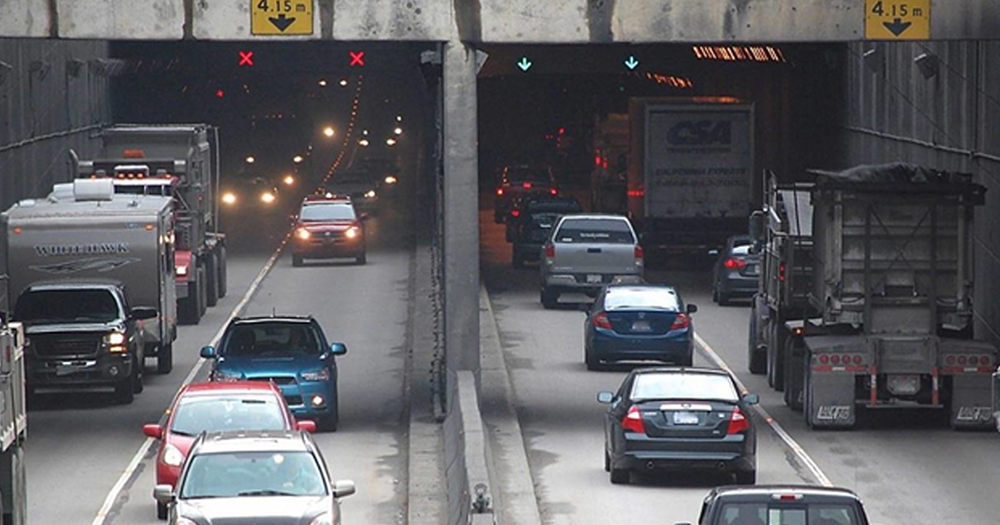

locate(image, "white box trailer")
(1, 179), (177, 381)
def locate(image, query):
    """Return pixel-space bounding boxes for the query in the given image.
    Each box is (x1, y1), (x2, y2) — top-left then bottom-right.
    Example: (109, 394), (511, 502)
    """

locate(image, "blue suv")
(201, 316), (347, 430)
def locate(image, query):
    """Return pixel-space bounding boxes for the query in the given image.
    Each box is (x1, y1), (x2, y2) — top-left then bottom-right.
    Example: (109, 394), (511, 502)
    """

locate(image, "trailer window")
(555, 218), (635, 244)
(14, 289), (122, 324)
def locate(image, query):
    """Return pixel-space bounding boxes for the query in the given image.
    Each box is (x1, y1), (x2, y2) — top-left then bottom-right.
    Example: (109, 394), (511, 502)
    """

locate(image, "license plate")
(631, 320), (652, 332)
(672, 411), (700, 425)
(745, 263), (759, 275)
(586, 274), (602, 284)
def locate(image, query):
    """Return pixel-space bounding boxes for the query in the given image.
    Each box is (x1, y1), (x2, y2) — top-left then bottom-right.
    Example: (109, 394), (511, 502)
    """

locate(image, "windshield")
(170, 395), (287, 436)
(718, 503), (864, 525)
(631, 373), (738, 402)
(604, 288), (680, 311)
(554, 218), (635, 244)
(180, 450), (326, 498)
(222, 323), (323, 357)
(14, 289), (122, 323)
(299, 203), (356, 221)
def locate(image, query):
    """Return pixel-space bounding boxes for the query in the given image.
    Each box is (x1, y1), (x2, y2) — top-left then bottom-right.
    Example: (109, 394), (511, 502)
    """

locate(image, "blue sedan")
(201, 316), (347, 431)
(584, 284), (696, 371)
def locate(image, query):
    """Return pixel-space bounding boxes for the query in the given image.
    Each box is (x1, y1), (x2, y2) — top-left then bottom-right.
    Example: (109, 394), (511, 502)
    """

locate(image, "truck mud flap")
(803, 335), (866, 429)
(949, 373), (995, 430)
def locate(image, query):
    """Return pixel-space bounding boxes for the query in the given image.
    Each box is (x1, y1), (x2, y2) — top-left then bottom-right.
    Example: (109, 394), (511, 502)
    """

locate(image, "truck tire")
(784, 337), (804, 412)
(356, 253), (367, 265)
(197, 264), (208, 318)
(115, 376), (135, 404)
(205, 252), (220, 307)
(157, 343), (173, 375)
(292, 254), (304, 267)
(511, 249), (524, 269)
(748, 311), (766, 375)
(541, 287), (559, 309)
(767, 322), (785, 391)
(217, 245), (228, 298)
(133, 358), (144, 394)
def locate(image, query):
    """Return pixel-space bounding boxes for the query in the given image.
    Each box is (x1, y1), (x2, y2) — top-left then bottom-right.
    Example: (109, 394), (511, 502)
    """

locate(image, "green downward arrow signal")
(624, 55), (639, 70)
(517, 57), (532, 72)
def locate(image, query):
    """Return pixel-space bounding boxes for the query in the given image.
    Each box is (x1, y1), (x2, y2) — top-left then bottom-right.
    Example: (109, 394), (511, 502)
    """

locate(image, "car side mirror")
(333, 479), (356, 498)
(143, 424), (164, 440)
(296, 420), (317, 433)
(129, 306), (158, 321)
(742, 393), (760, 405)
(686, 304), (698, 314)
(153, 484), (176, 504)
(330, 342), (348, 356)
(748, 209), (765, 242)
(597, 391), (614, 404)
(199, 346), (217, 359)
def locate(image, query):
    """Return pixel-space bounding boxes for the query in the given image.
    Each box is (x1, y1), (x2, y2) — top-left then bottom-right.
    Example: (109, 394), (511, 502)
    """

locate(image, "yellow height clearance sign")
(251, 0), (314, 36)
(865, 0), (930, 40)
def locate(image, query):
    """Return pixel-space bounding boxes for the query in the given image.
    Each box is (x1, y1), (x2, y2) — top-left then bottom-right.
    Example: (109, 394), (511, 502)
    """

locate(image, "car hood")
(217, 355), (324, 376)
(178, 495), (334, 523)
(23, 320), (125, 334)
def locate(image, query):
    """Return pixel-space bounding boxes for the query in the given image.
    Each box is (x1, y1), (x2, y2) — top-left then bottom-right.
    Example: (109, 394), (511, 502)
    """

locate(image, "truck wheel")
(511, 250), (524, 269)
(133, 360), (144, 394)
(115, 377), (135, 404)
(541, 287), (559, 309)
(292, 254), (304, 267)
(748, 312), (767, 375)
(356, 253), (367, 265)
(197, 264), (208, 317)
(768, 322), (785, 391)
(217, 245), (228, 298)
(157, 343), (173, 375)
(784, 337), (804, 412)
(205, 252), (220, 307)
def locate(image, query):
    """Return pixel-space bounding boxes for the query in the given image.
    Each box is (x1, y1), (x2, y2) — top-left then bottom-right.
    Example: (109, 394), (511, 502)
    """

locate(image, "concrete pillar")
(443, 41), (480, 374)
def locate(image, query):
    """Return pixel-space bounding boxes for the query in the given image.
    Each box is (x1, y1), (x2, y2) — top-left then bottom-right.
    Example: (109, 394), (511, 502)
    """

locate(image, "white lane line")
(694, 333), (833, 487)
(91, 241), (288, 525)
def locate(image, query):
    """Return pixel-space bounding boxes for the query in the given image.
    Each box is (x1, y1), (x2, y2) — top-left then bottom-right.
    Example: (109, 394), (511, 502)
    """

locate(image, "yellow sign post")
(251, 0), (314, 36)
(865, 0), (930, 40)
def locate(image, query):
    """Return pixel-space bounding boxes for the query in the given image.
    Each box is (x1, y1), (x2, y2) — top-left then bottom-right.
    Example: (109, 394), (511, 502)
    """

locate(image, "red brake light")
(549, 188), (558, 195)
(545, 243), (555, 258)
(622, 406), (646, 434)
(523, 182), (532, 189)
(670, 313), (689, 330)
(496, 188), (504, 196)
(634, 245), (644, 260)
(593, 312), (613, 330)
(727, 407), (749, 434)
(511, 209), (520, 218)
(724, 257), (747, 270)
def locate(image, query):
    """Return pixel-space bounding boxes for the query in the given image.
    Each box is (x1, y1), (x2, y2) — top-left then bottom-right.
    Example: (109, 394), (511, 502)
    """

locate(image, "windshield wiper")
(170, 429), (196, 437)
(237, 489), (297, 497)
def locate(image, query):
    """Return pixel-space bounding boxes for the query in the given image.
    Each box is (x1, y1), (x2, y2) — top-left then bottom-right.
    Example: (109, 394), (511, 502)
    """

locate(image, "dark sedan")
(598, 367), (758, 485)
(506, 195), (582, 243)
(584, 284), (696, 370)
(710, 234), (760, 305)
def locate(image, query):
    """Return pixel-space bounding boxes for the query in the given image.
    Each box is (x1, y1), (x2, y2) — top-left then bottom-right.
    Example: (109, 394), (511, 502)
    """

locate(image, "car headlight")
(260, 192), (276, 204)
(296, 228), (311, 240)
(222, 192), (237, 205)
(213, 369), (245, 382)
(301, 369), (330, 381)
(344, 227), (360, 240)
(308, 513), (334, 525)
(176, 264), (188, 277)
(384, 175), (398, 185)
(105, 332), (126, 345)
(162, 443), (185, 467)
(364, 189), (376, 199)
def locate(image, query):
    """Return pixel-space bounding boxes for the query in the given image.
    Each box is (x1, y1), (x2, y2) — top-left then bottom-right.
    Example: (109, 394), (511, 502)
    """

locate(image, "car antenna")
(271, 307), (276, 317)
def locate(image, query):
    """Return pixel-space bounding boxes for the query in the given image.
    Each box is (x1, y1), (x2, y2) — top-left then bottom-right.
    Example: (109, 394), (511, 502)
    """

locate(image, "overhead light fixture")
(0, 61), (11, 87)
(914, 52), (938, 79)
(862, 47), (883, 74)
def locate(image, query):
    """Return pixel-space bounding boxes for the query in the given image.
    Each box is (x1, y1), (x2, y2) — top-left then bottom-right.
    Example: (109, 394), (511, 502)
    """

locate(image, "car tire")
(540, 287), (558, 309)
(157, 343), (173, 375)
(156, 501), (167, 521)
(717, 291), (731, 306)
(115, 377), (135, 404)
(356, 253), (367, 265)
(292, 254), (304, 267)
(585, 350), (600, 371)
(512, 250), (524, 269)
(604, 451), (611, 472)
(494, 211), (503, 224)
(321, 408), (339, 432)
(734, 469), (756, 485)
(610, 467), (629, 485)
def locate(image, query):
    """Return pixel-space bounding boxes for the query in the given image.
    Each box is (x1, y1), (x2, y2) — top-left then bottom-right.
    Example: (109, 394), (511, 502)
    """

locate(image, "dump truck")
(749, 163), (997, 429)
(73, 124), (227, 325)
(626, 97), (755, 256)
(0, 280), (28, 525)
(2, 179), (177, 391)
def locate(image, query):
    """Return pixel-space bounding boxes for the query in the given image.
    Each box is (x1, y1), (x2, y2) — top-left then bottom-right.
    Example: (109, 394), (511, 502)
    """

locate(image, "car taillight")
(523, 182), (532, 189)
(634, 245), (643, 260)
(670, 313), (689, 330)
(593, 312), (612, 330)
(622, 406), (646, 434)
(724, 257), (747, 270)
(511, 209), (520, 218)
(727, 407), (749, 434)
(496, 188), (504, 196)
(549, 188), (558, 195)
(545, 243), (555, 258)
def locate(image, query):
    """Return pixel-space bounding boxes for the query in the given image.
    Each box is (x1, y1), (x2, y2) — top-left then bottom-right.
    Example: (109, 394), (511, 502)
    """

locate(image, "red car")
(290, 194), (368, 266)
(142, 381), (315, 519)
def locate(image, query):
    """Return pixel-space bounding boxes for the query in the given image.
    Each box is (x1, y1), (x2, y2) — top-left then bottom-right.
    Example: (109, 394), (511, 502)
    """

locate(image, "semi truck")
(749, 163), (997, 429)
(72, 124), (227, 325)
(2, 179), (177, 393)
(0, 281), (28, 525)
(625, 97), (755, 256)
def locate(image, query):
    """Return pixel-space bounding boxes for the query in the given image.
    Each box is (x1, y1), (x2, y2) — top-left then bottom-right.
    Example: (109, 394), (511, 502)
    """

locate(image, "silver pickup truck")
(539, 214), (643, 308)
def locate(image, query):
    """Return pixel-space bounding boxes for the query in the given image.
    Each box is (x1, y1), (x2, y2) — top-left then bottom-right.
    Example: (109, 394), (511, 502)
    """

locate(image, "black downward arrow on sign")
(269, 14), (296, 32)
(883, 18), (911, 37)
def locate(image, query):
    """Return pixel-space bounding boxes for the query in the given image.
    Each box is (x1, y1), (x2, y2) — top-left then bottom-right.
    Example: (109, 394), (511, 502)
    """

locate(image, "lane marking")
(91, 241), (288, 525)
(695, 332), (833, 487)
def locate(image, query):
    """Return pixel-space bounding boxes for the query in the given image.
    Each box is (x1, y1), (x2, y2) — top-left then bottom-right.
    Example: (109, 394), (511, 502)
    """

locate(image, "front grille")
(30, 333), (102, 359)
(249, 376), (297, 386)
(284, 395), (304, 406)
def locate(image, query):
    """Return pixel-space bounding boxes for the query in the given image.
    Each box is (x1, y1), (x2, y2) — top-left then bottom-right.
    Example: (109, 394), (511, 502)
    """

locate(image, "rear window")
(506, 167), (552, 184)
(526, 199), (581, 214)
(717, 503), (864, 525)
(299, 203), (356, 221)
(604, 288), (680, 311)
(14, 289), (122, 324)
(554, 218), (635, 244)
(631, 373), (738, 402)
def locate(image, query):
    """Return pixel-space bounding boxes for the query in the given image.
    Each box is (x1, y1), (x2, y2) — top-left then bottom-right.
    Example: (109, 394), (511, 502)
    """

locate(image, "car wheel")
(585, 349), (600, 371)
(356, 252), (367, 265)
(321, 403), (339, 432)
(734, 469), (756, 485)
(540, 287), (558, 309)
(604, 451), (611, 472)
(157, 343), (173, 375)
(115, 378), (135, 404)
(156, 501), (167, 521)
(292, 254), (303, 267)
(511, 250), (524, 269)
(717, 291), (731, 306)
(610, 467), (629, 485)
